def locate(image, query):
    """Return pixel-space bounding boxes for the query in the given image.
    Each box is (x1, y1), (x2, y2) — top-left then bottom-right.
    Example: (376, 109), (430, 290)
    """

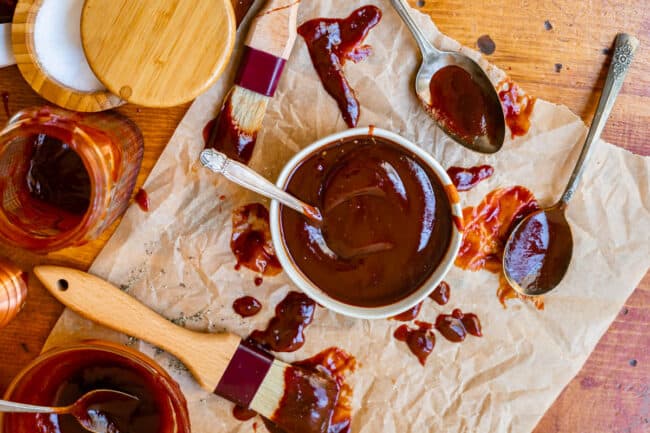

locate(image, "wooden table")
(0, 1), (648, 432)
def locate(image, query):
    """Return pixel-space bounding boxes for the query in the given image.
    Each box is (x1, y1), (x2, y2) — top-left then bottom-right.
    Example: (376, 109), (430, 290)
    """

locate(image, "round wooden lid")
(81, 0), (236, 107)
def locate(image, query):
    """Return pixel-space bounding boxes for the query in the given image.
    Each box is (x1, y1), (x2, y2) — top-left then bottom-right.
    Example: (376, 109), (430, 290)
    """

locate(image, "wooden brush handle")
(246, 0), (300, 59)
(33, 266), (241, 391)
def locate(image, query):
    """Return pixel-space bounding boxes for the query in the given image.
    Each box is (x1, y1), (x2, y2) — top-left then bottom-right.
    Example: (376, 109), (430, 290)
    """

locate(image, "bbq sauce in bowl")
(280, 136), (453, 308)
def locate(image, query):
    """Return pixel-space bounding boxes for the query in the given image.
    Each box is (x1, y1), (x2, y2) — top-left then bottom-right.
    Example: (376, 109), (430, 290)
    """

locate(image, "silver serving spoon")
(0, 389), (139, 433)
(390, 0), (505, 153)
(503, 33), (638, 297)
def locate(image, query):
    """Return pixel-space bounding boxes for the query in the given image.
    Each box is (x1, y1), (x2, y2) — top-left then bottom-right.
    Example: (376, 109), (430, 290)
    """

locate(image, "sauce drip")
(268, 347), (356, 433)
(455, 186), (544, 309)
(231, 203), (282, 276)
(281, 136), (453, 307)
(249, 291), (316, 352)
(429, 65), (500, 146)
(498, 79), (536, 138)
(435, 308), (482, 342)
(203, 98), (257, 164)
(233, 404), (257, 421)
(26, 133), (91, 216)
(447, 165), (494, 192)
(233, 295), (262, 317)
(134, 188), (149, 212)
(298, 6), (382, 127)
(0, 0), (16, 22)
(503, 209), (572, 295)
(393, 321), (436, 366)
(391, 302), (423, 321)
(429, 281), (450, 305)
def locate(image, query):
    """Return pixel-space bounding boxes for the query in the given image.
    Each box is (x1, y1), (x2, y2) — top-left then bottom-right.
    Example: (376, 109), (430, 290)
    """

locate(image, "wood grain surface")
(0, 1), (648, 432)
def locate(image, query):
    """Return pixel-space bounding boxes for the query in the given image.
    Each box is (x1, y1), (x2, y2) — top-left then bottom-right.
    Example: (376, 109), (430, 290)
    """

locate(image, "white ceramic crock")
(270, 126), (463, 320)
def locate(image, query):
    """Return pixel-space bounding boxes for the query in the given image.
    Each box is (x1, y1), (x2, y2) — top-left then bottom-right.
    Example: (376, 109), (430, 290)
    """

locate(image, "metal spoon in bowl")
(0, 389), (139, 433)
(503, 33), (638, 297)
(390, 0), (505, 153)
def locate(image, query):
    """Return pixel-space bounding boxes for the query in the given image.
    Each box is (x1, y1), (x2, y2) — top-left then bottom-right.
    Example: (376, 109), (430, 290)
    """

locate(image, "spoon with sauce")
(503, 33), (638, 297)
(390, 0), (505, 153)
(0, 389), (139, 433)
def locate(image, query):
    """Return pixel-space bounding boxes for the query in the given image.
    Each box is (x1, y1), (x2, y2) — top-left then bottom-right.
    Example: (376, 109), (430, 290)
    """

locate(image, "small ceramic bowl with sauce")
(270, 127), (463, 319)
(0, 340), (191, 433)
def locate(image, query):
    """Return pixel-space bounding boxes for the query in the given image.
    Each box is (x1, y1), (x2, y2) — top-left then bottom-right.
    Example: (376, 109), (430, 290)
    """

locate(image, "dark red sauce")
(26, 133), (91, 216)
(233, 296), (262, 317)
(231, 203), (282, 276)
(298, 6), (382, 127)
(233, 0), (255, 25)
(281, 136), (453, 307)
(435, 308), (482, 342)
(447, 165), (494, 192)
(429, 65), (500, 146)
(134, 188), (149, 212)
(204, 98), (257, 164)
(455, 186), (544, 309)
(233, 404), (257, 421)
(0, 0), (16, 23)
(391, 301), (422, 321)
(393, 321), (436, 366)
(503, 209), (572, 295)
(2, 91), (9, 117)
(268, 347), (356, 433)
(249, 291), (316, 352)
(498, 79), (536, 138)
(429, 281), (450, 305)
(254, 276), (263, 286)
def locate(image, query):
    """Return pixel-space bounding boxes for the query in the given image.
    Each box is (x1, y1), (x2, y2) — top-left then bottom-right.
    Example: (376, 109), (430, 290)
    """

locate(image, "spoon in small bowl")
(390, 0), (505, 153)
(0, 389), (139, 433)
(503, 33), (638, 297)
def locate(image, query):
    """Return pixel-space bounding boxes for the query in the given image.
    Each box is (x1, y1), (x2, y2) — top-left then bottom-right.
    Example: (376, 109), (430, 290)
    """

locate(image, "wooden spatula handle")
(246, 0), (300, 59)
(33, 266), (241, 391)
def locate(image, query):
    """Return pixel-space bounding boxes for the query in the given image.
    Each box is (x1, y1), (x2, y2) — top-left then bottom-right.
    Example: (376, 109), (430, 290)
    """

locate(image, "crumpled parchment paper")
(46, 1), (650, 432)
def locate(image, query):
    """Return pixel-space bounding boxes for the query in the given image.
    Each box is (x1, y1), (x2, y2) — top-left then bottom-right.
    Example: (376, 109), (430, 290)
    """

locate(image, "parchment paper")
(46, 1), (650, 432)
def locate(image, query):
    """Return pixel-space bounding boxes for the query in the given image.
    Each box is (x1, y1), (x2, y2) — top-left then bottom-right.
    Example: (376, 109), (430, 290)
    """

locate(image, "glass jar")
(1, 340), (191, 433)
(0, 106), (143, 252)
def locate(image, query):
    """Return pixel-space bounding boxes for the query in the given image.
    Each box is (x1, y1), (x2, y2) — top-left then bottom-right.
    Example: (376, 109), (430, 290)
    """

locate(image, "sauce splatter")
(134, 188), (149, 212)
(231, 203), (282, 276)
(298, 6), (382, 127)
(498, 79), (536, 138)
(249, 291), (316, 352)
(429, 281), (450, 305)
(435, 308), (482, 342)
(455, 186), (544, 309)
(393, 321), (436, 366)
(233, 296), (262, 318)
(391, 301), (423, 321)
(447, 165), (494, 192)
(233, 404), (257, 421)
(203, 98), (257, 164)
(254, 276), (263, 286)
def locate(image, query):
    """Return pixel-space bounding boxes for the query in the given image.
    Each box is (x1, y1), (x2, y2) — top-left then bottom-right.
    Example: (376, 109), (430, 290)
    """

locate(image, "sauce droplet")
(233, 404), (257, 421)
(393, 321), (436, 365)
(391, 301), (423, 322)
(233, 296), (262, 318)
(447, 165), (494, 192)
(429, 281), (450, 305)
(134, 188), (149, 212)
(435, 308), (482, 342)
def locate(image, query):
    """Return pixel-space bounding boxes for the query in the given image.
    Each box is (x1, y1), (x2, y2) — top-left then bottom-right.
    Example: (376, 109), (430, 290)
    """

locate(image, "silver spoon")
(0, 389), (139, 433)
(390, 0), (505, 153)
(503, 33), (638, 297)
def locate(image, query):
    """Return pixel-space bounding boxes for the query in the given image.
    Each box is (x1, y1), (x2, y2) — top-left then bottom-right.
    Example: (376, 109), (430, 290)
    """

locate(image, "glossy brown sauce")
(391, 302), (423, 322)
(498, 79), (536, 138)
(233, 295), (262, 317)
(233, 0), (255, 25)
(429, 281), (450, 305)
(231, 203), (282, 276)
(268, 347), (356, 433)
(435, 308), (482, 342)
(203, 99), (257, 164)
(447, 165), (494, 192)
(429, 65), (500, 146)
(455, 186), (544, 309)
(233, 405), (257, 421)
(281, 136), (453, 307)
(249, 291), (316, 352)
(393, 321), (436, 366)
(503, 209), (572, 295)
(298, 6), (382, 127)
(134, 188), (149, 212)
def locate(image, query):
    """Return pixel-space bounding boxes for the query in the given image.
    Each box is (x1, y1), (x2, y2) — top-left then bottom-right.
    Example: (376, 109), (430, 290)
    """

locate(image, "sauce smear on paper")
(498, 79), (536, 138)
(231, 203), (282, 276)
(435, 308), (482, 342)
(391, 301), (423, 321)
(429, 281), (451, 305)
(249, 291), (316, 352)
(233, 296), (262, 317)
(393, 321), (436, 366)
(447, 165), (494, 192)
(298, 6), (382, 127)
(134, 188), (149, 212)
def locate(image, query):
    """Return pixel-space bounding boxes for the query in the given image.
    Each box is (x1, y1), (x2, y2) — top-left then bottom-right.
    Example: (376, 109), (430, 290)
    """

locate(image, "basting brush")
(34, 266), (339, 433)
(205, 0), (300, 165)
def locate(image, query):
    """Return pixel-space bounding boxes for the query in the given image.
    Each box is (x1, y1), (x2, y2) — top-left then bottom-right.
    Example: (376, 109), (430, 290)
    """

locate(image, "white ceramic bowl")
(270, 127), (463, 319)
